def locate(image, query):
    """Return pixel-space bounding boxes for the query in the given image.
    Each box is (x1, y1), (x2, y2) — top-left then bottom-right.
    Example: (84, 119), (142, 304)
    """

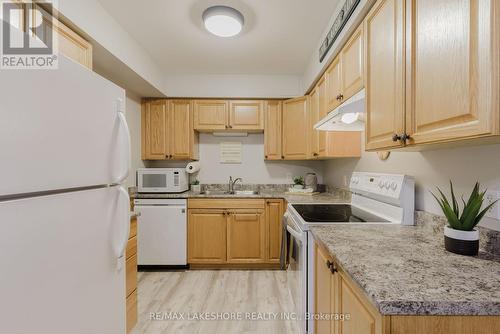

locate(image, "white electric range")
(282, 172), (415, 334)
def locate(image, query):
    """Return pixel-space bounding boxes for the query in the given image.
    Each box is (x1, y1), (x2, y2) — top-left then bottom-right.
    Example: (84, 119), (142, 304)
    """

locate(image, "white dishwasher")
(134, 198), (187, 266)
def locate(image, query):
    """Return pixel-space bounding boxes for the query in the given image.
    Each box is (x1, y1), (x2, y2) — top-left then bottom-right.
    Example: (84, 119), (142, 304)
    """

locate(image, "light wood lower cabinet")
(314, 240), (500, 334)
(188, 209), (227, 264)
(227, 209), (266, 263)
(126, 216), (138, 334)
(266, 199), (284, 263)
(187, 199), (283, 266)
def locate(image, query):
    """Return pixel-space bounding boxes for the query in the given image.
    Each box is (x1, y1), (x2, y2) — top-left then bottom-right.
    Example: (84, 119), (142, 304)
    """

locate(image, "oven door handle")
(286, 223), (304, 242)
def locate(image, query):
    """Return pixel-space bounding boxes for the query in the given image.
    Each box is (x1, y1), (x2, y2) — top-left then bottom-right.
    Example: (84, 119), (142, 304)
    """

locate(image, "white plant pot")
(191, 184), (201, 193)
(293, 184), (304, 189)
(443, 225), (479, 256)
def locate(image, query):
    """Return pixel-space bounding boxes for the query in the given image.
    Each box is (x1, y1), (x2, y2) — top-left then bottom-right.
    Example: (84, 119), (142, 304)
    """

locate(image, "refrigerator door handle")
(115, 186), (131, 271)
(114, 99), (131, 184)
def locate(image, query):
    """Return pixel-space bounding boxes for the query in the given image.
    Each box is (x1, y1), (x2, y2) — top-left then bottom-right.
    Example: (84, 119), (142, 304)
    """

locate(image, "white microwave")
(137, 168), (188, 193)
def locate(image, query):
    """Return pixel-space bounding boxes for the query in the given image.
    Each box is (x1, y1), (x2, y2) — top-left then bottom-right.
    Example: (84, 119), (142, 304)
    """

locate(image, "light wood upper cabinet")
(169, 100), (198, 160)
(365, 0), (499, 150)
(364, 0), (406, 151)
(142, 100), (198, 160)
(341, 25), (364, 101)
(33, 4), (92, 69)
(193, 100), (228, 131)
(312, 78), (362, 159)
(188, 209), (227, 264)
(310, 86), (320, 158)
(283, 96), (310, 160)
(326, 57), (342, 112)
(142, 100), (168, 160)
(405, 0), (499, 145)
(229, 100), (264, 130)
(226, 209), (266, 263)
(266, 199), (284, 263)
(264, 101), (283, 160)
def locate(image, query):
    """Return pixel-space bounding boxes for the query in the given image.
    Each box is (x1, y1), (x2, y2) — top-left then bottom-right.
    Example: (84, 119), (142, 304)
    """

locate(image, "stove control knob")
(378, 180), (384, 188)
(391, 182), (397, 190)
(384, 180), (390, 189)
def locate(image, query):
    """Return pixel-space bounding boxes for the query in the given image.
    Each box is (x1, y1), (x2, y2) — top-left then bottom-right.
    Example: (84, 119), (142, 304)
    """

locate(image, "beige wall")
(324, 136), (500, 230)
(146, 133), (325, 184)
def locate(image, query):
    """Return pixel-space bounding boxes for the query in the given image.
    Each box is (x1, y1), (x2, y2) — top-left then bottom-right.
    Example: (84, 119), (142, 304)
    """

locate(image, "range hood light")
(341, 112), (359, 124)
(314, 89), (366, 132)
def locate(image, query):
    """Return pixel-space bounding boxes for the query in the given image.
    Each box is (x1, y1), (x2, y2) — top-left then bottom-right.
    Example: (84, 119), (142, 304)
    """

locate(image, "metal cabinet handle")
(392, 133), (402, 142)
(326, 260), (333, 268)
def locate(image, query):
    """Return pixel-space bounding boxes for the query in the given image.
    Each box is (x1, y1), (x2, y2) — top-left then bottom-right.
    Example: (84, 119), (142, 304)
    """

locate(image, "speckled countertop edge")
(310, 214), (500, 316)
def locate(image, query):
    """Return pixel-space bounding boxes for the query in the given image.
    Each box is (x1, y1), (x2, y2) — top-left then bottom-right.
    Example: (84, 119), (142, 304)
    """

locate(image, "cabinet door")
(188, 210), (226, 264)
(318, 78), (329, 157)
(142, 100), (169, 160)
(266, 199), (284, 262)
(364, 0), (406, 150)
(326, 57), (342, 112)
(310, 86), (320, 159)
(193, 100), (228, 131)
(229, 100), (264, 130)
(282, 97), (310, 160)
(33, 4), (92, 69)
(341, 25), (363, 101)
(406, 0), (498, 145)
(169, 100), (193, 160)
(264, 101), (283, 160)
(314, 243), (333, 334)
(226, 210), (266, 263)
(339, 274), (376, 334)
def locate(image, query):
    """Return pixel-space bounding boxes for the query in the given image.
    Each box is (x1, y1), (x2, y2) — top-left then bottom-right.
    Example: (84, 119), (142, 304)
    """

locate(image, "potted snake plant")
(431, 181), (498, 256)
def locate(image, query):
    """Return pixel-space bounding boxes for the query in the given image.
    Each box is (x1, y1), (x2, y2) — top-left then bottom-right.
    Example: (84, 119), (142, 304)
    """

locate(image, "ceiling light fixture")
(202, 6), (244, 37)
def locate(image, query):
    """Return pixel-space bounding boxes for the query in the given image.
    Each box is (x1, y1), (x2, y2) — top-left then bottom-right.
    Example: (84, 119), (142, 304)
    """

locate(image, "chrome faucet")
(228, 176), (243, 194)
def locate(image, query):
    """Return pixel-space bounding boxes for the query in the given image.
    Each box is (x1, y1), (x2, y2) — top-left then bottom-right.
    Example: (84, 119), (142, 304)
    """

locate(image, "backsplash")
(415, 211), (500, 257)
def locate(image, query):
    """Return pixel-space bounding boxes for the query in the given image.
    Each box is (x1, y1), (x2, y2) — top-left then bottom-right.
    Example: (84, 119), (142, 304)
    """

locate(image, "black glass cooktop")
(291, 204), (388, 223)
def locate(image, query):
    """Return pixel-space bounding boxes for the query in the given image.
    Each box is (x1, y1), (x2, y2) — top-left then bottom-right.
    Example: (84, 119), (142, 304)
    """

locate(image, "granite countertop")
(131, 187), (350, 204)
(310, 213), (500, 316)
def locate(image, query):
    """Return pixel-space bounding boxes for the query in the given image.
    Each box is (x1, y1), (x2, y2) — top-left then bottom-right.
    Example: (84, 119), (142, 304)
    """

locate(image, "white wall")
(57, 0), (166, 94)
(324, 139), (500, 230)
(145, 134), (324, 184)
(163, 74), (302, 98)
(301, 0), (375, 94)
(125, 93), (145, 187)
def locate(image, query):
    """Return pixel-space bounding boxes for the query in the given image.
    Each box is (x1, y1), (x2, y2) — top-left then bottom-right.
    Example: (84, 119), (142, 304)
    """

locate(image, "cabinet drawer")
(126, 236), (137, 259)
(188, 199), (265, 209)
(126, 289), (137, 334)
(126, 253), (137, 298)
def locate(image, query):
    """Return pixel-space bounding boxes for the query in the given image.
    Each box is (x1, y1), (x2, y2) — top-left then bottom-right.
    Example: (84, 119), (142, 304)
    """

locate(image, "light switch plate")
(484, 190), (500, 220)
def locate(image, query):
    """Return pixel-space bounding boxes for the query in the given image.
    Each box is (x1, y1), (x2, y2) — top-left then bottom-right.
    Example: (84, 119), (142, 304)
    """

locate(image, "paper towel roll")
(186, 161), (201, 174)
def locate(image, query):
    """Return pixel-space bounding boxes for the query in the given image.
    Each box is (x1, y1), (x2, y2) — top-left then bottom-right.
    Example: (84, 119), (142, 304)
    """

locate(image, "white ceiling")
(98, 0), (339, 76)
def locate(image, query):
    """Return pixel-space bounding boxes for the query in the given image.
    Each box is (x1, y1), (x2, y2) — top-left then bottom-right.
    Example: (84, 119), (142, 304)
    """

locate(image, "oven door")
(285, 212), (307, 334)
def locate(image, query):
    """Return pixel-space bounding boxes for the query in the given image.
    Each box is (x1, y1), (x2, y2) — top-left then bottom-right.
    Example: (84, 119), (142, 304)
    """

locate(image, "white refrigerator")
(0, 54), (131, 333)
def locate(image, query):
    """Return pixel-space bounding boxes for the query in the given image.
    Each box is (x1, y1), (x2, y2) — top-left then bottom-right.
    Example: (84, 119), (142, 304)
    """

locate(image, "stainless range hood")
(314, 89), (365, 131)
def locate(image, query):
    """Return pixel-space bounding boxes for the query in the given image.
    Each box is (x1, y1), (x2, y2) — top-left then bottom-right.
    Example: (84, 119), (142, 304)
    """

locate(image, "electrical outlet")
(286, 173), (293, 183)
(484, 190), (500, 220)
